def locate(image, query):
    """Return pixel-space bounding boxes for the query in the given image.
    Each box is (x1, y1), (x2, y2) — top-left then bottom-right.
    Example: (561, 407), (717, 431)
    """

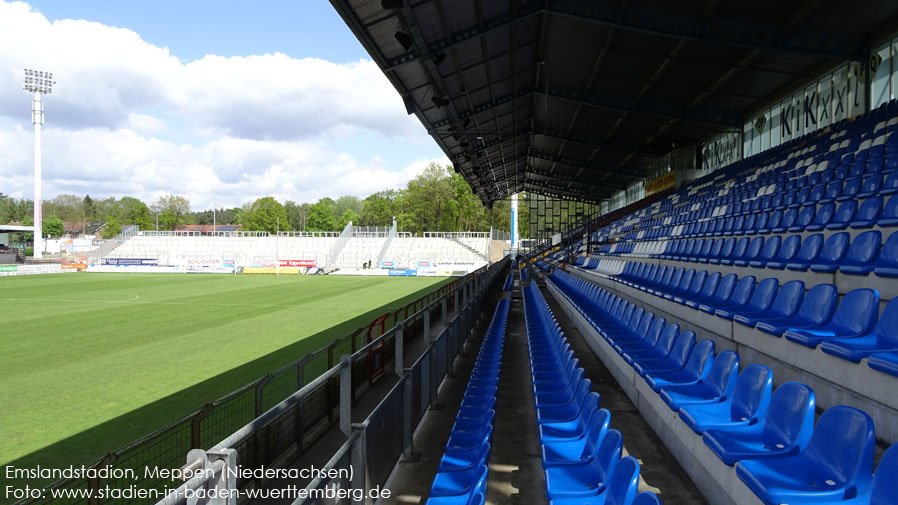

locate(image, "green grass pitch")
(0, 272), (448, 476)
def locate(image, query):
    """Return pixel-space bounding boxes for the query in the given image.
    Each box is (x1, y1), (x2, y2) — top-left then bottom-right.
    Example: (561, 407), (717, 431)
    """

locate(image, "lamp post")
(23, 68), (55, 259)
(212, 189), (217, 233)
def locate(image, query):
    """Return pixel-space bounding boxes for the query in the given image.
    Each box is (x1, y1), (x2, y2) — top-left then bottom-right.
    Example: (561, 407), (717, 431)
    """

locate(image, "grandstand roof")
(330, 0), (898, 204)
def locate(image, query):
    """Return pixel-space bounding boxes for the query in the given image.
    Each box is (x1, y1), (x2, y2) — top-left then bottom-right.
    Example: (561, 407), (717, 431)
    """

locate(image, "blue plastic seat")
(549, 456), (641, 505)
(806, 202), (835, 231)
(678, 364), (773, 434)
(545, 430), (623, 499)
(821, 297), (898, 361)
(785, 233), (824, 271)
(623, 323), (679, 366)
(837, 178), (862, 201)
(733, 280), (804, 328)
(784, 288), (880, 347)
(659, 350), (739, 410)
(735, 406), (875, 505)
(761, 210), (782, 233)
(614, 318), (667, 355)
(749, 236), (781, 268)
(851, 196), (884, 228)
(820, 181), (842, 203)
(720, 238), (749, 266)
(633, 331), (696, 377)
(439, 438), (490, 473)
(542, 409), (611, 467)
(774, 208), (799, 232)
(882, 171), (898, 195)
(683, 272), (722, 308)
(826, 199), (858, 230)
(703, 382), (815, 466)
(764, 235), (800, 269)
(430, 458), (490, 497)
(695, 273), (737, 312)
(840, 230), (883, 274)
(734, 236), (765, 266)
(426, 470), (487, 505)
(539, 392), (601, 443)
(645, 340), (716, 392)
(755, 283), (838, 336)
(857, 174), (883, 198)
(788, 205), (816, 232)
(808, 232), (850, 272)
(879, 195), (898, 227)
(715, 277), (777, 320)
(873, 231), (898, 277)
(869, 351), (898, 377)
(711, 238), (736, 264)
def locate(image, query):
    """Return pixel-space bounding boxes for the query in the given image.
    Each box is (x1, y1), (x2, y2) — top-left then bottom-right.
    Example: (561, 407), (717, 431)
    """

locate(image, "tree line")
(1, 163), (530, 239)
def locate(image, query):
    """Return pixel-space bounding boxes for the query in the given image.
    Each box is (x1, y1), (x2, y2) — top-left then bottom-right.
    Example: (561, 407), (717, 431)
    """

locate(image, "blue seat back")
(667, 268), (684, 289)
(683, 340), (716, 380)
(686, 271), (709, 296)
(884, 195), (898, 220)
(831, 289), (880, 335)
(781, 208), (798, 228)
(795, 233), (824, 262)
(730, 364), (773, 422)
(796, 205), (816, 227)
(762, 382), (816, 452)
(642, 317), (667, 348)
(593, 429), (624, 486)
(731, 237), (750, 259)
(677, 269), (696, 291)
(632, 492), (662, 505)
(767, 210), (783, 229)
(706, 350), (740, 398)
(857, 196), (883, 221)
(744, 236), (765, 260)
(745, 277), (779, 311)
(698, 272), (721, 299)
(652, 323), (680, 356)
(819, 232), (850, 263)
(812, 202), (836, 226)
(803, 406), (875, 491)
(719, 238), (736, 258)
(770, 280), (806, 318)
(846, 230), (882, 264)
(699, 239), (714, 257)
(666, 331), (697, 368)
(758, 236), (781, 261)
(775, 235), (801, 262)
(795, 283), (838, 324)
(727, 275), (756, 306)
(625, 308), (645, 330)
(873, 298), (898, 348)
(862, 174), (883, 194)
(870, 444), (898, 505)
(709, 238), (724, 258)
(833, 200), (858, 223)
(711, 273), (738, 302)
(604, 456), (641, 505)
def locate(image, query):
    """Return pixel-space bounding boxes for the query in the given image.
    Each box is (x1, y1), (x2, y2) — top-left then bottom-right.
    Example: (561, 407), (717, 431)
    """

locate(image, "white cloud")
(0, 126), (449, 209)
(0, 1), (449, 212)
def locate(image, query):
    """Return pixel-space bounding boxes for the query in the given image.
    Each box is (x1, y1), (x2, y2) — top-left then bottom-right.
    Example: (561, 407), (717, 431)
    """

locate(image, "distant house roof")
(175, 224), (241, 232)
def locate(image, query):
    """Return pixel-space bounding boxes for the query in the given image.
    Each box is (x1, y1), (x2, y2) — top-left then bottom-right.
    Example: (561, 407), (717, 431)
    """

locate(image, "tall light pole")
(212, 189), (217, 232)
(23, 68), (54, 259)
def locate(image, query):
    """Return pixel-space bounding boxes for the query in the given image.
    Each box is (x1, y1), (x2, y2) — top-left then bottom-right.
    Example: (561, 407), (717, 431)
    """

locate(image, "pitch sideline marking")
(0, 293), (141, 304)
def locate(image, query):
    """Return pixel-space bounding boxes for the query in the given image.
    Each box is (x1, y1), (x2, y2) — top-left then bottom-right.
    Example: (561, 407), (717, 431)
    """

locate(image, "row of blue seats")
(651, 230), (898, 276)
(503, 273), (514, 291)
(674, 196), (898, 239)
(546, 270), (896, 505)
(603, 261), (898, 374)
(425, 298), (509, 505)
(521, 280), (661, 505)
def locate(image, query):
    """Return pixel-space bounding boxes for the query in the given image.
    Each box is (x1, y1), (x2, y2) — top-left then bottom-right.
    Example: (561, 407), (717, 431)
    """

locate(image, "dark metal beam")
(379, 0), (864, 73)
(523, 181), (606, 203)
(533, 129), (666, 157)
(527, 166), (629, 191)
(529, 149), (645, 178)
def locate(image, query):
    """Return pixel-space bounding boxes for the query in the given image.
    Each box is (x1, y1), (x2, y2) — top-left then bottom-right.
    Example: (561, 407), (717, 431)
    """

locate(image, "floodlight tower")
(23, 68), (55, 259)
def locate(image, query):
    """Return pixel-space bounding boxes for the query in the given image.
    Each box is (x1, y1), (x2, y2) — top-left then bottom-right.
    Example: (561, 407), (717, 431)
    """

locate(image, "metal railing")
(15, 260), (506, 505)
(154, 258), (507, 505)
(421, 232), (490, 239)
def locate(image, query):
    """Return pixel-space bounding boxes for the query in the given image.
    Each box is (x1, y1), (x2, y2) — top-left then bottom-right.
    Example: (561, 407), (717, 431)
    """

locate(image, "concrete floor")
(382, 275), (708, 505)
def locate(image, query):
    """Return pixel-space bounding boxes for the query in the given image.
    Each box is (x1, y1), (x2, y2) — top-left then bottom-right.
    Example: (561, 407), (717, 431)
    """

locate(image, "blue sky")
(27, 0), (369, 63)
(0, 0), (447, 210)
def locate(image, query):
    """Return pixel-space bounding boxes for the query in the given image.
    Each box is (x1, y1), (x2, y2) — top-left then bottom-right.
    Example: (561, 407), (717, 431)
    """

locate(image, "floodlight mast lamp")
(23, 68), (54, 259)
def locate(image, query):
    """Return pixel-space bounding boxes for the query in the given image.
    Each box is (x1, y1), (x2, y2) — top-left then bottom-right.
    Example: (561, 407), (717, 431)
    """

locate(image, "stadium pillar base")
(401, 370), (421, 462)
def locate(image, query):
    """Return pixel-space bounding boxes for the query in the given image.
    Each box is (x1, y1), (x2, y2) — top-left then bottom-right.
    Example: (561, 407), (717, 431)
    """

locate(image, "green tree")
(284, 200), (306, 231)
(306, 198), (338, 231)
(360, 190), (396, 227)
(82, 195), (97, 222)
(151, 195), (191, 230)
(244, 196), (288, 234)
(110, 197), (153, 230)
(338, 209), (359, 229)
(102, 218), (122, 239)
(43, 216), (65, 238)
(334, 196), (363, 219)
(396, 162), (453, 233)
(44, 194), (82, 222)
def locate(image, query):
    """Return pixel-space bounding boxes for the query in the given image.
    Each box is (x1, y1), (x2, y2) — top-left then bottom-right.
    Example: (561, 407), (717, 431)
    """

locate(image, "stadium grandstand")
(9, 1), (898, 505)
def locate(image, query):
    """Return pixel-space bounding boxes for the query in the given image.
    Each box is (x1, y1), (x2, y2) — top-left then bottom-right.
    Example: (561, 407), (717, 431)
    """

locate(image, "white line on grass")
(0, 294), (141, 304)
